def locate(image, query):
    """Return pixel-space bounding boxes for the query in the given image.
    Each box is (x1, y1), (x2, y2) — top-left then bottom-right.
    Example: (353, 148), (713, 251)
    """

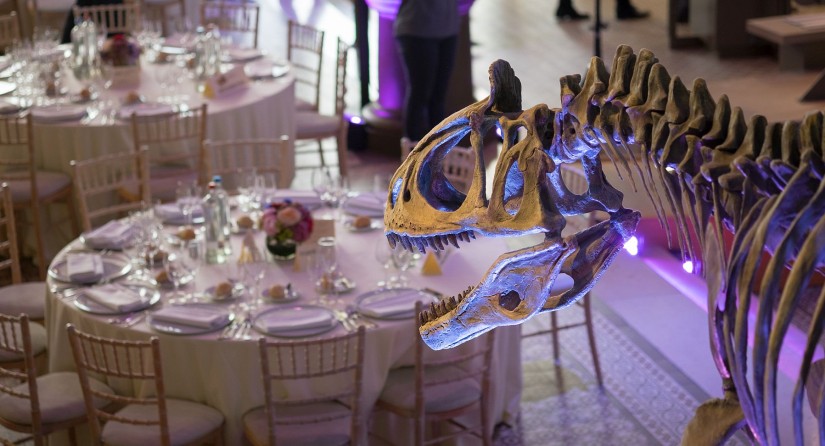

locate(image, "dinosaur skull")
(385, 60), (639, 350)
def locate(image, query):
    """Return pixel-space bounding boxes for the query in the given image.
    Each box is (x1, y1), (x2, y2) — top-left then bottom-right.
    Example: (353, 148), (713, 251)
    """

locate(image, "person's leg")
(556, 0), (589, 21)
(396, 36), (440, 141)
(616, 0), (649, 19)
(427, 35), (457, 130)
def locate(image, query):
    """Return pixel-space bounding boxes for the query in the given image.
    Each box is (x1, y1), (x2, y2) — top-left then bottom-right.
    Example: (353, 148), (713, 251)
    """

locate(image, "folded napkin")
(84, 284), (145, 312)
(30, 105), (86, 122)
(155, 203), (204, 222)
(359, 290), (428, 318)
(224, 47), (262, 62)
(344, 193), (385, 217)
(163, 33), (195, 49)
(84, 220), (133, 247)
(244, 60), (289, 79)
(269, 190), (323, 208)
(117, 103), (175, 120)
(261, 309), (332, 333)
(67, 253), (104, 283)
(0, 99), (19, 114)
(151, 305), (230, 328)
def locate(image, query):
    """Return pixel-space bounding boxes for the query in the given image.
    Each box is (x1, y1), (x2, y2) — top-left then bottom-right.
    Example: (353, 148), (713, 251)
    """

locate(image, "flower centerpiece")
(99, 33), (141, 87)
(261, 201), (314, 260)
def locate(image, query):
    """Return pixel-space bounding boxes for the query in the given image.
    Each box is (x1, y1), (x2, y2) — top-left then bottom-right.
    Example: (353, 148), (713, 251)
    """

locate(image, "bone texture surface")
(384, 44), (825, 445)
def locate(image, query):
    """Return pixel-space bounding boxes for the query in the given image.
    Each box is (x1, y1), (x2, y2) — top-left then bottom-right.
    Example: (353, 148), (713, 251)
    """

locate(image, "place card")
(203, 65), (249, 98)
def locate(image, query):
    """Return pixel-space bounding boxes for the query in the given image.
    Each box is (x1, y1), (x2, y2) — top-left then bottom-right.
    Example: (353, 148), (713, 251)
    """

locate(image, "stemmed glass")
(164, 246), (199, 304)
(91, 60), (115, 123)
(374, 238), (396, 289)
(240, 258), (267, 311)
(311, 167), (348, 220)
(308, 237), (338, 305)
(176, 181), (201, 226)
(390, 245), (415, 288)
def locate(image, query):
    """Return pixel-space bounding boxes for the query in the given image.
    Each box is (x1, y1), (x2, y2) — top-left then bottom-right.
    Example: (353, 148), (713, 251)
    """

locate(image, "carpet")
(493, 297), (749, 446)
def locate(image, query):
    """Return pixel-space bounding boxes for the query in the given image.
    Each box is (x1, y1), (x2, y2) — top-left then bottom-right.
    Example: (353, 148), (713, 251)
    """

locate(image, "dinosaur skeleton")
(383, 44), (825, 444)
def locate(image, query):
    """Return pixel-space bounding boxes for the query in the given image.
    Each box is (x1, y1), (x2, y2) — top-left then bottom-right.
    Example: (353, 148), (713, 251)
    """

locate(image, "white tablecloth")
(45, 211), (522, 444)
(31, 59), (296, 186)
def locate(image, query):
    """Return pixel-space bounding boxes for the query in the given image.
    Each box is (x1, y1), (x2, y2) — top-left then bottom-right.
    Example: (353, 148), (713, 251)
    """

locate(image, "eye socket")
(498, 290), (521, 311)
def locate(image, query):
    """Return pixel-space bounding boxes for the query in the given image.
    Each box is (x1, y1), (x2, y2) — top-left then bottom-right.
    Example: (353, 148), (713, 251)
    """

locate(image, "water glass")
(390, 245), (415, 288)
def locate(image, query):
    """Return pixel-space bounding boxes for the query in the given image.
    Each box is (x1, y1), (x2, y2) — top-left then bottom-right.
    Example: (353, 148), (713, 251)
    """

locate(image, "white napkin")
(163, 33), (195, 49)
(0, 99), (19, 114)
(262, 309), (332, 333)
(117, 103), (175, 120)
(223, 47), (262, 62)
(359, 290), (427, 318)
(244, 60), (289, 79)
(155, 203), (204, 222)
(67, 253), (104, 283)
(30, 105), (86, 122)
(84, 284), (145, 312)
(344, 193), (385, 217)
(84, 220), (133, 247)
(269, 190), (323, 208)
(151, 305), (230, 328)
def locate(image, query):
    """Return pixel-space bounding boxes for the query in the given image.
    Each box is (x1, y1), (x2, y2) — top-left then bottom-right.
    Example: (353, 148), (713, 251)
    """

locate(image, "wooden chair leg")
(30, 202), (46, 280)
(582, 293), (604, 386)
(337, 125), (349, 178)
(481, 397), (491, 446)
(316, 139), (326, 167)
(65, 193), (80, 238)
(68, 426), (78, 446)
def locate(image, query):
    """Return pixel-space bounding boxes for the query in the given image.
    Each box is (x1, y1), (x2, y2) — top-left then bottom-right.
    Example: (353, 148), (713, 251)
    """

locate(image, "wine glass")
(307, 240), (337, 306)
(164, 249), (196, 304)
(375, 238), (399, 289)
(176, 181), (201, 226)
(390, 245), (414, 288)
(240, 259), (267, 311)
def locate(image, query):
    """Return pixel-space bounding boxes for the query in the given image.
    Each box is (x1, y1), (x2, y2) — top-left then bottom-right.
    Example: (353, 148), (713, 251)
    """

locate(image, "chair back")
(257, 326), (365, 445)
(66, 324), (173, 446)
(131, 103), (207, 198)
(73, 2), (140, 35)
(0, 313), (43, 439)
(442, 146), (474, 194)
(203, 136), (291, 191)
(200, 0), (259, 48)
(333, 37), (349, 117)
(0, 12), (20, 50)
(0, 184), (20, 284)
(71, 147), (150, 231)
(0, 114), (37, 206)
(140, 0), (185, 37)
(288, 20), (324, 112)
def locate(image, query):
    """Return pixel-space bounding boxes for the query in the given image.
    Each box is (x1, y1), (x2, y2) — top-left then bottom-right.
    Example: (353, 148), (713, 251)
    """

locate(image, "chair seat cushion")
(0, 321), (46, 362)
(0, 371), (113, 425)
(296, 112), (341, 139)
(242, 405), (349, 446)
(4, 170), (72, 202)
(0, 282), (46, 320)
(102, 398), (224, 446)
(378, 365), (481, 414)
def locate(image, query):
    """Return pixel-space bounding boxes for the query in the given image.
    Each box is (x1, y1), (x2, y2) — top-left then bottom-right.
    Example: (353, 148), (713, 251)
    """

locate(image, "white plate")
(261, 284), (299, 303)
(30, 104), (86, 122)
(252, 305), (337, 338)
(0, 80), (15, 96)
(342, 193), (385, 218)
(49, 252), (132, 284)
(155, 270), (195, 289)
(79, 229), (135, 251)
(244, 60), (290, 79)
(222, 48), (263, 63)
(344, 218), (382, 233)
(205, 282), (245, 302)
(355, 287), (438, 320)
(148, 303), (234, 335)
(74, 286), (161, 315)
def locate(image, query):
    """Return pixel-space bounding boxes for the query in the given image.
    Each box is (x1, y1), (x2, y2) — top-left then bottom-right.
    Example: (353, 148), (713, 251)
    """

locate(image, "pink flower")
(276, 207), (302, 226)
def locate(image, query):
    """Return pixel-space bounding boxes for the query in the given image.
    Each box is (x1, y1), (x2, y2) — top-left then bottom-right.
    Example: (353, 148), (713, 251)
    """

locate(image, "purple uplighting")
(623, 236), (640, 256)
(682, 260), (694, 274)
(349, 116), (364, 125)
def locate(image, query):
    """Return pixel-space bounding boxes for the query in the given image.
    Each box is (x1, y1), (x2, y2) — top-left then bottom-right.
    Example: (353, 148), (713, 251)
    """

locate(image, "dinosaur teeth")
(447, 234), (459, 248)
(386, 233), (397, 249)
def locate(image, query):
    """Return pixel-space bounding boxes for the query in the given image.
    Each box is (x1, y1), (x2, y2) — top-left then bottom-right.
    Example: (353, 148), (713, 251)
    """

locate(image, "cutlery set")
(219, 315), (252, 340)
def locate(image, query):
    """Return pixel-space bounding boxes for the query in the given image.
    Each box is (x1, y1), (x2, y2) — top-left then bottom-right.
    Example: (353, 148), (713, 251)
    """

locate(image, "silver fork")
(346, 306), (377, 329)
(218, 320), (240, 340)
(235, 316), (252, 340)
(333, 310), (355, 332)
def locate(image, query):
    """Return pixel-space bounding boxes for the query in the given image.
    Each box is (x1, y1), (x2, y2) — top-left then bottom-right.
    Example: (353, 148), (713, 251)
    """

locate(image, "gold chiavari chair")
(0, 12), (20, 51)
(373, 301), (495, 446)
(243, 327), (366, 446)
(0, 113), (77, 280)
(287, 20), (324, 113)
(71, 147), (150, 232)
(202, 136), (292, 192)
(0, 314), (114, 446)
(130, 104), (207, 202)
(72, 1), (140, 35)
(199, 1), (259, 48)
(67, 325), (225, 446)
(140, 0), (185, 37)
(295, 37), (350, 178)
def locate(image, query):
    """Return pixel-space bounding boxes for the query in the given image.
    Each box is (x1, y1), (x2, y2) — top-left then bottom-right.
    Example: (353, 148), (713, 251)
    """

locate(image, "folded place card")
(84, 284), (144, 312)
(262, 310), (331, 333)
(85, 220), (133, 246)
(67, 253), (104, 283)
(152, 305), (229, 328)
(203, 65), (249, 99)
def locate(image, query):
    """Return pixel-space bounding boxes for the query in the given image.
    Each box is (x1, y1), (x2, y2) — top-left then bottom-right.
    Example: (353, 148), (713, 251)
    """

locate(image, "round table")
(30, 58), (297, 186)
(44, 202), (522, 444)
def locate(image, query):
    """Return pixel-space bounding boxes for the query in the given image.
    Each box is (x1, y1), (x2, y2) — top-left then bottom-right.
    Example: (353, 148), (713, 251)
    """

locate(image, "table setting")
(44, 181), (522, 443)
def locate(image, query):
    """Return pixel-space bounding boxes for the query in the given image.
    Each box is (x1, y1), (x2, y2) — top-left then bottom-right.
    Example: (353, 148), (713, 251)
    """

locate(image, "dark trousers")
(396, 34), (457, 141)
